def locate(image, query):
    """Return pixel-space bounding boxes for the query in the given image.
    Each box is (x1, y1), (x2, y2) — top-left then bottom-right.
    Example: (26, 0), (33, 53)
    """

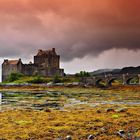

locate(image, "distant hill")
(120, 66), (140, 74)
(90, 69), (121, 76)
(68, 66), (140, 76)
(90, 66), (140, 76)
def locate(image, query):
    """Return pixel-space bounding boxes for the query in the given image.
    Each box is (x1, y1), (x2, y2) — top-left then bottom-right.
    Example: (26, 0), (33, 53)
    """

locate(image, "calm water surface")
(0, 91), (140, 111)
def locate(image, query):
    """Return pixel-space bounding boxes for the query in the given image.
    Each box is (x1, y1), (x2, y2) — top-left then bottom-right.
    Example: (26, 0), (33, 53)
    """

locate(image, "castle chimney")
(52, 48), (55, 52)
(38, 49), (43, 53)
(4, 59), (8, 62)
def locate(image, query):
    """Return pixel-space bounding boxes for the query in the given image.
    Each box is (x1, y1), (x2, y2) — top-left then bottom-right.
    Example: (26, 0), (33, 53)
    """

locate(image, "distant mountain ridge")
(120, 66), (140, 74)
(90, 69), (121, 76)
(91, 66), (140, 76)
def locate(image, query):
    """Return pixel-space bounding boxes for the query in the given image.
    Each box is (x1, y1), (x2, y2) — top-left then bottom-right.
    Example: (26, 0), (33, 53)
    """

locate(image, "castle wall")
(51, 55), (60, 68)
(2, 61), (23, 81)
(34, 56), (46, 67)
(33, 49), (63, 77)
(2, 64), (16, 81)
(23, 64), (38, 76)
(46, 68), (64, 77)
(34, 55), (60, 69)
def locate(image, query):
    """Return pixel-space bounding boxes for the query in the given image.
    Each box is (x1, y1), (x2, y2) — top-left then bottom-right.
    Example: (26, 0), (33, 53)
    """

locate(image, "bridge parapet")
(80, 74), (140, 87)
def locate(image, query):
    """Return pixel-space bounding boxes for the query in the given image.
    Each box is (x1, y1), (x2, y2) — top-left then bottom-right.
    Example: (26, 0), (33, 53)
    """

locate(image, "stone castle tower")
(2, 48), (64, 81)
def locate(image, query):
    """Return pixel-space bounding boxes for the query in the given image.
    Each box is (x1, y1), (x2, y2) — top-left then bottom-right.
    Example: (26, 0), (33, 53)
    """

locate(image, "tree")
(75, 71), (90, 77)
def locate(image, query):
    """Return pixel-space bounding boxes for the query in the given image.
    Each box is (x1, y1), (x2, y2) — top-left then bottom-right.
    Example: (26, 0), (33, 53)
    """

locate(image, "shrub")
(28, 76), (47, 84)
(8, 72), (24, 82)
(53, 75), (62, 83)
(61, 77), (70, 83)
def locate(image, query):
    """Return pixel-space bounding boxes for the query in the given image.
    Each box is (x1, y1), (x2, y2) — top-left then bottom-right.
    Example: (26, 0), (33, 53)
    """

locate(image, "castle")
(2, 48), (64, 81)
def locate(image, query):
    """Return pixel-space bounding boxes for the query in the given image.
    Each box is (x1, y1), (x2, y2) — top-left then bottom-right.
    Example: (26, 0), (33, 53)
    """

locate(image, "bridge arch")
(126, 77), (138, 85)
(95, 79), (106, 87)
(108, 78), (120, 86)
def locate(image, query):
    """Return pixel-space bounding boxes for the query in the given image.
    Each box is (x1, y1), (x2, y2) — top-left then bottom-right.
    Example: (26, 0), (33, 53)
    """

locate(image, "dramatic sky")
(0, 0), (140, 75)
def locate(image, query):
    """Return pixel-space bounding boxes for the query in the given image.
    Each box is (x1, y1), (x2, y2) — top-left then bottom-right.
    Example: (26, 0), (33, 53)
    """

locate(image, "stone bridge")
(81, 74), (140, 87)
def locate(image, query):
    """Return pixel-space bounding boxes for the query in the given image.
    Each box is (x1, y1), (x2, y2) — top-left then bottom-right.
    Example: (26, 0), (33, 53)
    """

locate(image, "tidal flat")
(0, 86), (140, 140)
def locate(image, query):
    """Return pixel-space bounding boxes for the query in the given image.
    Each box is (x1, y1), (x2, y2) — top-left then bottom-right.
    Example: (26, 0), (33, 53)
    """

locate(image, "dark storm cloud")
(0, 0), (140, 61)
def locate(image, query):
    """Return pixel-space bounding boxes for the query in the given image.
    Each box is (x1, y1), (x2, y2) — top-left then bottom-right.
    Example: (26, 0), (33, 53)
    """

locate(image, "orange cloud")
(0, 0), (139, 61)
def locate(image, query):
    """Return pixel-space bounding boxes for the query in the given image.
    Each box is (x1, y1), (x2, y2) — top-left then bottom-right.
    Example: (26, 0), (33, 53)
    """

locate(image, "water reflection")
(0, 92), (64, 111)
(0, 91), (140, 111)
(0, 92), (2, 105)
(0, 93), (2, 111)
